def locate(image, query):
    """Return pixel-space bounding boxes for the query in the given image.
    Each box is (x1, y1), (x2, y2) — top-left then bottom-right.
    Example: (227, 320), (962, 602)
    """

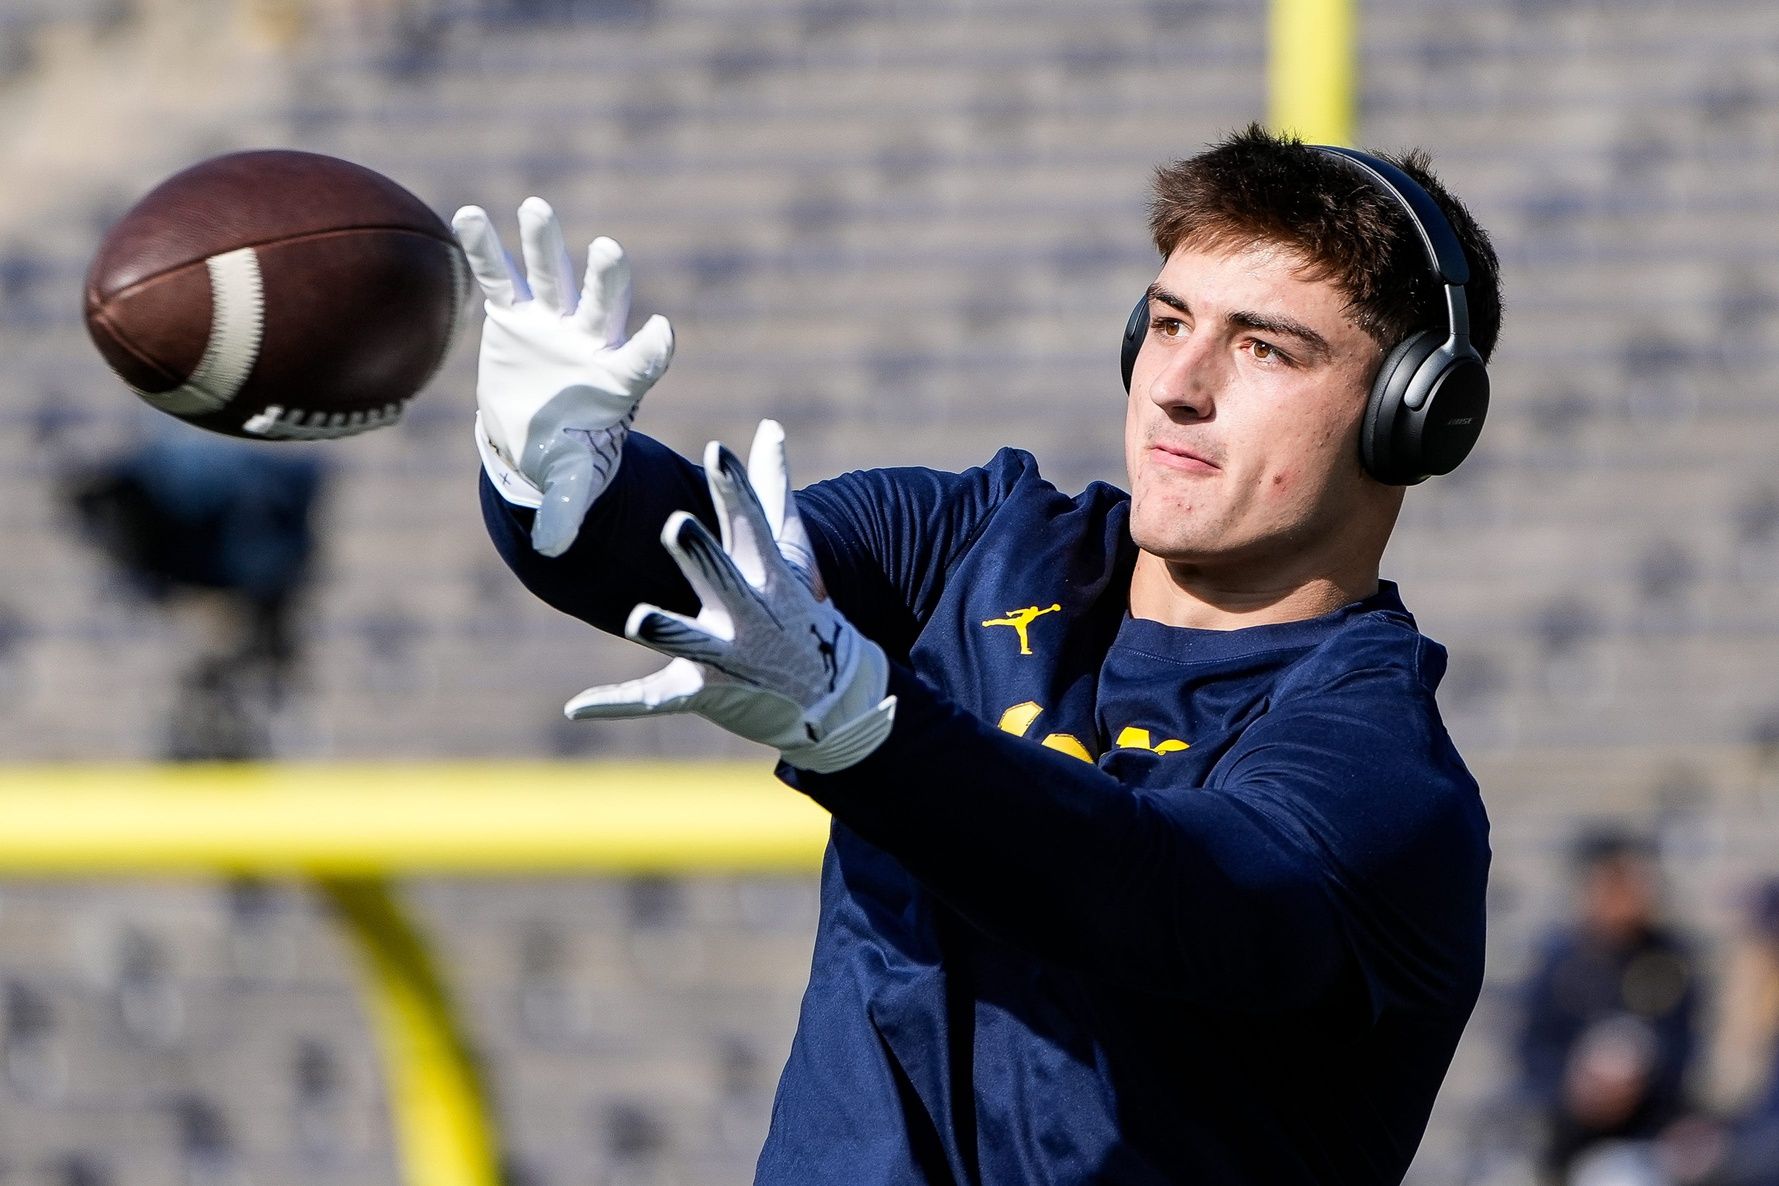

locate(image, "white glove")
(452, 197), (675, 557)
(566, 420), (897, 774)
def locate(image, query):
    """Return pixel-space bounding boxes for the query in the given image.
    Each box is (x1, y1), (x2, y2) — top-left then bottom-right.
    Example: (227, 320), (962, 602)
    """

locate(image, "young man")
(455, 125), (1500, 1184)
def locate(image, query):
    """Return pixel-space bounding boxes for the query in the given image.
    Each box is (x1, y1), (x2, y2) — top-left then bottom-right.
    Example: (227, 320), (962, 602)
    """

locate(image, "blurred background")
(4, 0), (1779, 1182)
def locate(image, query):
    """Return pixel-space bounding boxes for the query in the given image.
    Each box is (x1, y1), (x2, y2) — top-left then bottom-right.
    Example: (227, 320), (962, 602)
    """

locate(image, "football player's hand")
(566, 420), (897, 774)
(452, 198), (674, 557)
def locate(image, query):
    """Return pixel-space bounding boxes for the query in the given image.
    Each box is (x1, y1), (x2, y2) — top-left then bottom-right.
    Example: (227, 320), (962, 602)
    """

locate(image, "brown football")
(84, 149), (468, 440)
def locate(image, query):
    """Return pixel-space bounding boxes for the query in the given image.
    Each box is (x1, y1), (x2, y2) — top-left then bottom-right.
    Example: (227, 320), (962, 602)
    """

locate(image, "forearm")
(481, 432), (713, 634)
(782, 663), (1352, 1009)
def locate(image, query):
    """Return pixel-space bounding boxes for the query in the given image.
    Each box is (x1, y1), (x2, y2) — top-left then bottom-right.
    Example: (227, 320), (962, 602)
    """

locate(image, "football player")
(455, 124), (1500, 1184)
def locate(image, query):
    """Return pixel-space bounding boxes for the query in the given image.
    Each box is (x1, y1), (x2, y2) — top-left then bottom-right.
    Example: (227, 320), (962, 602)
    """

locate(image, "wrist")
(778, 631), (897, 774)
(474, 411), (544, 508)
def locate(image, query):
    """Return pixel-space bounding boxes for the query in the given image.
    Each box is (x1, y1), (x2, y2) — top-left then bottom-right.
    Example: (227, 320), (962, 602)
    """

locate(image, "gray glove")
(566, 421), (897, 774)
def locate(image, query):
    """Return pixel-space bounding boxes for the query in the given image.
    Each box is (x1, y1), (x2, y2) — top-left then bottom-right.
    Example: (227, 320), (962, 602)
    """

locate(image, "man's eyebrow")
(1144, 283), (1333, 362)
(1146, 283), (1187, 312)
(1226, 310), (1331, 361)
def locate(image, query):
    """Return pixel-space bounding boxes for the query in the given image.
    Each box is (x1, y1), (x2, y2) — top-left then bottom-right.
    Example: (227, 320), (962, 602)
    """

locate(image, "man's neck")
(1127, 550), (1380, 630)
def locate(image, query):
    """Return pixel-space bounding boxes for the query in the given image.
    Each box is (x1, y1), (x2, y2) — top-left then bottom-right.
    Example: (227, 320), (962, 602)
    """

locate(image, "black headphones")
(1119, 144), (1489, 486)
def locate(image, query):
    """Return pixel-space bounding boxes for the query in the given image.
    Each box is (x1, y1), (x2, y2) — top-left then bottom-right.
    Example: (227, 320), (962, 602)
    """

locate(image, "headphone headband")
(1310, 146), (1470, 287)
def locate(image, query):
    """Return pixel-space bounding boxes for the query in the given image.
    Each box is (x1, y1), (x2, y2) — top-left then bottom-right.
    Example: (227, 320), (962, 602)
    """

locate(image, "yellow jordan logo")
(982, 603), (1062, 656)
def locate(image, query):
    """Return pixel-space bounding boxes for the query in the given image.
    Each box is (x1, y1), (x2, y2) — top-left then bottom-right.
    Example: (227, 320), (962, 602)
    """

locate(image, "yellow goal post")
(0, 761), (829, 1186)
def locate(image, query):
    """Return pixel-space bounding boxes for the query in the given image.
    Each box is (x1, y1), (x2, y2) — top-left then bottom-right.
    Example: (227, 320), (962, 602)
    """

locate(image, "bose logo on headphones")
(1446, 417), (1475, 426)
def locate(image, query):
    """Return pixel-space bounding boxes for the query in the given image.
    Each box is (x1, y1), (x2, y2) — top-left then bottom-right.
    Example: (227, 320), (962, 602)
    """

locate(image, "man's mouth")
(1149, 442), (1222, 474)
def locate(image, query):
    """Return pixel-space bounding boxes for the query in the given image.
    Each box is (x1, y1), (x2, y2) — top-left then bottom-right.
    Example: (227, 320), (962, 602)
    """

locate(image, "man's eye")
(1151, 317), (1184, 338)
(1249, 339), (1287, 363)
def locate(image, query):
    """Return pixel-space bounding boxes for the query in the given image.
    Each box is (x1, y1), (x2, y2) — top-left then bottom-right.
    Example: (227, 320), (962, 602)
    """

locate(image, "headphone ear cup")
(1120, 294), (1150, 393)
(1363, 332), (1491, 485)
(1362, 331), (1444, 485)
(1411, 351), (1489, 478)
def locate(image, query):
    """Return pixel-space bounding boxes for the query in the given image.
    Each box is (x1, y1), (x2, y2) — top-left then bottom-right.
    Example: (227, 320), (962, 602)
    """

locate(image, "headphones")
(1119, 144), (1489, 486)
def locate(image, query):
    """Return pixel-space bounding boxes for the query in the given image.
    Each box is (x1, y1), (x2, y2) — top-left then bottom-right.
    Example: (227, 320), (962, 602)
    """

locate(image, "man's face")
(1123, 242), (1389, 573)
(1581, 856), (1658, 944)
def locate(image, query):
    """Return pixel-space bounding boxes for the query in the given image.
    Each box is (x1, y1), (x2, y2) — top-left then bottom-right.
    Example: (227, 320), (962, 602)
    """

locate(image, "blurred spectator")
(1679, 880), (1779, 1186)
(62, 429), (326, 760)
(1517, 829), (1702, 1183)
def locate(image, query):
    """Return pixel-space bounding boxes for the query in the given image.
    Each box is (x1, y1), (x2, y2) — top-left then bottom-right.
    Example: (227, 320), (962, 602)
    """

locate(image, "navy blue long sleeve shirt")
(482, 436), (1490, 1185)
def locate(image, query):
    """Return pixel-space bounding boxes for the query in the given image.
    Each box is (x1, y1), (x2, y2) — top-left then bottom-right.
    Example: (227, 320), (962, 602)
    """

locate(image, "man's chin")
(1128, 521), (1226, 566)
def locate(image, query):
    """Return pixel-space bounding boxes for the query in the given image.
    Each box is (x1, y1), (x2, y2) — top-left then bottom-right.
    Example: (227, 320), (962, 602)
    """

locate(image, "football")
(84, 149), (468, 440)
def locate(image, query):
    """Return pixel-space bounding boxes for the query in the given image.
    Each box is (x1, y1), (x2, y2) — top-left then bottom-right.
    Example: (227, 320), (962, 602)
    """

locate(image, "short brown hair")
(1149, 124), (1502, 363)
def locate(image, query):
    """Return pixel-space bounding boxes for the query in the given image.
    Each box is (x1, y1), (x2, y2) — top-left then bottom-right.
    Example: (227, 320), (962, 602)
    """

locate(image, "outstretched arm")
(481, 435), (711, 637)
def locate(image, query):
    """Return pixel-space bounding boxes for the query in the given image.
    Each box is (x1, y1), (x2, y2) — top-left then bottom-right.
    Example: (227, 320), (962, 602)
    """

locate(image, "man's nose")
(1144, 332), (1221, 419)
